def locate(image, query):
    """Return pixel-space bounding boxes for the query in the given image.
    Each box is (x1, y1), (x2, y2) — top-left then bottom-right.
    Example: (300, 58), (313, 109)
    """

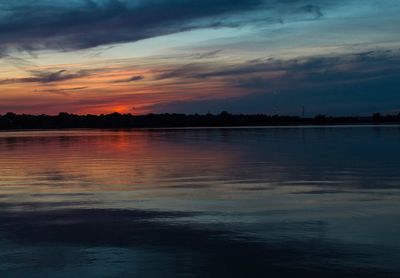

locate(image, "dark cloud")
(34, 87), (89, 95)
(0, 69), (93, 84)
(190, 50), (223, 60)
(0, 0), (265, 54)
(151, 51), (400, 115)
(156, 50), (400, 84)
(111, 75), (144, 83)
(156, 64), (205, 80)
(0, 0), (340, 55)
(299, 4), (324, 19)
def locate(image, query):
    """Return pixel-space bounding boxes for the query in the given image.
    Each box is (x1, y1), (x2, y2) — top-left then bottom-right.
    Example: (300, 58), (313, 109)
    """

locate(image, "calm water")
(0, 126), (399, 277)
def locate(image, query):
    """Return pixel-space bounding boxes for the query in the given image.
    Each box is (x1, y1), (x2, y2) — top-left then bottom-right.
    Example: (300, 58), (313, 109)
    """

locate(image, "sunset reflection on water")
(0, 127), (400, 277)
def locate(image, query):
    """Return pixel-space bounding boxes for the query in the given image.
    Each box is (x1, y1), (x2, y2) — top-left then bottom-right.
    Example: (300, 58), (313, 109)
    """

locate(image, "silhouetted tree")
(0, 112), (398, 130)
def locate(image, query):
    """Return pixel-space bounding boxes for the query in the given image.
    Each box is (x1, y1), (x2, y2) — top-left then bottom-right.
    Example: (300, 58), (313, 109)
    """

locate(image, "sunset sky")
(0, 0), (399, 115)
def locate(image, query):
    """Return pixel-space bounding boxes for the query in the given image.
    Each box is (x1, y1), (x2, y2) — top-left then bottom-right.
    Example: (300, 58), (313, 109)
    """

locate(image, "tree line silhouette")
(0, 112), (399, 130)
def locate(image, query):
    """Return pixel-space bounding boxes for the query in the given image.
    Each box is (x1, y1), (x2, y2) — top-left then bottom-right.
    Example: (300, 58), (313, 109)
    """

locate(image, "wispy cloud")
(0, 69), (93, 84)
(34, 87), (88, 95)
(0, 0), (399, 116)
(147, 50), (400, 115)
(190, 50), (223, 60)
(110, 75), (144, 83)
(155, 50), (400, 84)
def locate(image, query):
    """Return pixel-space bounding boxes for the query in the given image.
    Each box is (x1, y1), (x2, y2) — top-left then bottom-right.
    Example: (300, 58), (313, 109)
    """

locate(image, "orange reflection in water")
(0, 130), (241, 197)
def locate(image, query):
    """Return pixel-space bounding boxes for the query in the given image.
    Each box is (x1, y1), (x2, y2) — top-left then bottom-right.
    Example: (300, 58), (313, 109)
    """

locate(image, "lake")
(0, 126), (399, 277)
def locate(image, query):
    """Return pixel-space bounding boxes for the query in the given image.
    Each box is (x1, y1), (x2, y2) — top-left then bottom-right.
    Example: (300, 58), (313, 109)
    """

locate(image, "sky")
(0, 0), (399, 116)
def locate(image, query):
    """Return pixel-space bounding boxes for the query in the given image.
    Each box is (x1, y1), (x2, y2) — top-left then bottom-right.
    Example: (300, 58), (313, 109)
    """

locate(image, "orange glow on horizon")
(0, 58), (252, 115)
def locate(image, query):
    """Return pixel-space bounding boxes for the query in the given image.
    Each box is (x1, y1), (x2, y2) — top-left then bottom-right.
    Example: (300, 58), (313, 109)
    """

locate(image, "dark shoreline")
(1, 112), (399, 130)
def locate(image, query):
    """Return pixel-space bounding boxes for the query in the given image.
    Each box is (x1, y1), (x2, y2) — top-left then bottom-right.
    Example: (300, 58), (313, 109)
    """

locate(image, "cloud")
(149, 50), (400, 115)
(0, 0), (265, 54)
(190, 50), (223, 60)
(155, 64), (206, 80)
(0, 69), (93, 84)
(34, 87), (89, 95)
(0, 0), (347, 56)
(156, 50), (400, 83)
(111, 75), (144, 83)
(299, 4), (324, 19)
